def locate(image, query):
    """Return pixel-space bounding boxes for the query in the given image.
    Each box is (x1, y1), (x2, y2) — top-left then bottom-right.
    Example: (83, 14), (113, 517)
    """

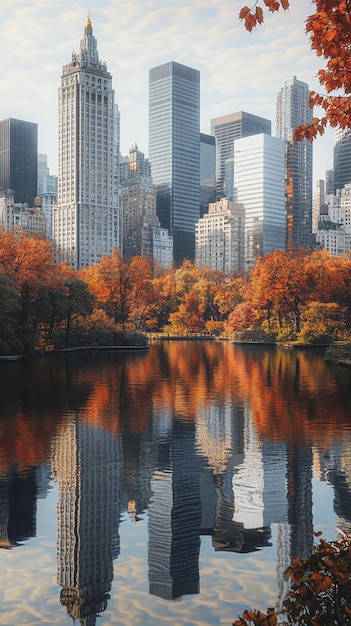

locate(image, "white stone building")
(195, 197), (245, 274)
(0, 189), (47, 238)
(52, 17), (120, 269)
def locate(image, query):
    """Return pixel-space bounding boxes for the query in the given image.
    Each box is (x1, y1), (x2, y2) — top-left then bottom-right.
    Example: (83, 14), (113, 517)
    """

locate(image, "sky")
(1, 0), (335, 183)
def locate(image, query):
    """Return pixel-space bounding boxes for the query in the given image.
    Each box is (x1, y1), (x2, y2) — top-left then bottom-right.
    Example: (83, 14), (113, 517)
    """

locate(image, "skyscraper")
(120, 143), (173, 267)
(234, 133), (286, 267)
(200, 132), (215, 217)
(149, 61), (200, 265)
(52, 17), (120, 269)
(333, 130), (351, 193)
(120, 143), (157, 258)
(276, 76), (313, 249)
(0, 117), (38, 206)
(210, 111), (271, 199)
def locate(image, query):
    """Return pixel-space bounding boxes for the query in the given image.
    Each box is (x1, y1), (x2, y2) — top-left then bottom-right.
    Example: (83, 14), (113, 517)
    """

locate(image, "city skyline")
(1, 1), (334, 184)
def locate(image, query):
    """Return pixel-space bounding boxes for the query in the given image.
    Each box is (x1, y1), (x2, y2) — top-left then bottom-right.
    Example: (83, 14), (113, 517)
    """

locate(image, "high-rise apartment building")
(210, 111), (271, 199)
(52, 17), (120, 269)
(149, 61), (200, 265)
(276, 76), (313, 249)
(120, 143), (157, 258)
(120, 144), (173, 267)
(234, 134), (286, 267)
(195, 197), (245, 274)
(0, 118), (38, 206)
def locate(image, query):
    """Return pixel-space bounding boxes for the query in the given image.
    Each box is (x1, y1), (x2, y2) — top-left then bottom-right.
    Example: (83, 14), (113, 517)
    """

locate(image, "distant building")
(121, 144), (156, 257)
(149, 61), (200, 265)
(0, 189), (47, 238)
(195, 197), (245, 274)
(200, 133), (215, 217)
(210, 111), (271, 199)
(120, 144), (173, 268)
(334, 130), (351, 193)
(52, 17), (120, 269)
(38, 154), (57, 240)
(0, 118), (38, 207)
(276, 76), (313, 249)
(312, 179), (325, 234)
(315, 186), (351, 255)
(325, 169), (334, 196)
(234, 134), (286, 268)
(152, 225), (173, 269)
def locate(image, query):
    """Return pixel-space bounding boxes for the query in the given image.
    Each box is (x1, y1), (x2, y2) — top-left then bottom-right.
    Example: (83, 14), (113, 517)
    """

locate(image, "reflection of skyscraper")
(149, 61), (200, 264)
(52, 421), (121, 625)
(148, 421), (201, 599)
(0, 466), (37, 549)
(287, 444), (313, 560)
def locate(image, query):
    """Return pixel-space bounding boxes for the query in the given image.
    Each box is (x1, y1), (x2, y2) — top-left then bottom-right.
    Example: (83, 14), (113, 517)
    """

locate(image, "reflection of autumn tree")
(1, 342), (350, 474)
(229, 346), (351, 446)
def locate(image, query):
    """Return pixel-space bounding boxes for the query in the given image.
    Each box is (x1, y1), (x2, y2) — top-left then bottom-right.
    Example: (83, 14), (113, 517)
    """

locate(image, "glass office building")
(0, 118), (38, 206)
(234, 134), (286, 267)
(276, 76), (313, 249)
(149, 62), (200, 265)
(334, 130), (351, 193)
(200, 133), (215, 218)
(210, 111), (271, 199)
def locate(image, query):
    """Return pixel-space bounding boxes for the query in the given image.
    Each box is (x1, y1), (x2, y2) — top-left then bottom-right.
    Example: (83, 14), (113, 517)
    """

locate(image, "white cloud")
(0, 0), (334, 180)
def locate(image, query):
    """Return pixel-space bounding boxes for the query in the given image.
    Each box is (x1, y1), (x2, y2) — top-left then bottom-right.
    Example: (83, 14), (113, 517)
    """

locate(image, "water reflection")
(0, 342), (350, 624)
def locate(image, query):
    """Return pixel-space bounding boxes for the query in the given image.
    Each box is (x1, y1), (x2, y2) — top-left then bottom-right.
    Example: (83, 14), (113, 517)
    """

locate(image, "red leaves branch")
(239, 1), (351, 140)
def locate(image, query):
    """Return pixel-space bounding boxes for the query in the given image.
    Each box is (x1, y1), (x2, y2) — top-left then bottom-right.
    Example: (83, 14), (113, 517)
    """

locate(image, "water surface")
(0, 341), (350, 625)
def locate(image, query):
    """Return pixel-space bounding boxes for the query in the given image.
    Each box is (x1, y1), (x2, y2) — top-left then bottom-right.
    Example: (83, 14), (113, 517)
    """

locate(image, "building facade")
(38, 153), (57, 241)
(0, 189), (47, 238)
(233, 134), (286, 268)
(276, 76), (313, 249)
(149, 61), (200, 265)
(333, 130), (351, 193)
(200, 133), (215, 217)
(210, 111), (271, 199)
(120, 144), (173, 268)
(195, 197), (245, 274)
(52, 17), (120, 269)
(121, 144), (157, 257)
(0, 118), (38, 206)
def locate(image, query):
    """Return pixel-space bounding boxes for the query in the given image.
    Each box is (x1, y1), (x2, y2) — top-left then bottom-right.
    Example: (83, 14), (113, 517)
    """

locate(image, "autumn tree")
(239, 1), (351, 140)
(7, 235), (63, 351)
(234, 533), (351, 626)
(61, 277), (94, 347)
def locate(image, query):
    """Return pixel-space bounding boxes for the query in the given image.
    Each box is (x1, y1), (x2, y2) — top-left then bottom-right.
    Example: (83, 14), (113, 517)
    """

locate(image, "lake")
(0, 340), (350, 626)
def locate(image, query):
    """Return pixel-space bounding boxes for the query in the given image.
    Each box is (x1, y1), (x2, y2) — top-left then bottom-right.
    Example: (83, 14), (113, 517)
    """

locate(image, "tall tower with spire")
(53, 17), (120, 269)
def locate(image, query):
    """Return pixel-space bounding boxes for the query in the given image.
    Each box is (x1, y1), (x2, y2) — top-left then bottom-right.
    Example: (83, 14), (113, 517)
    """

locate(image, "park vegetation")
(0, 228), (351, 355)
